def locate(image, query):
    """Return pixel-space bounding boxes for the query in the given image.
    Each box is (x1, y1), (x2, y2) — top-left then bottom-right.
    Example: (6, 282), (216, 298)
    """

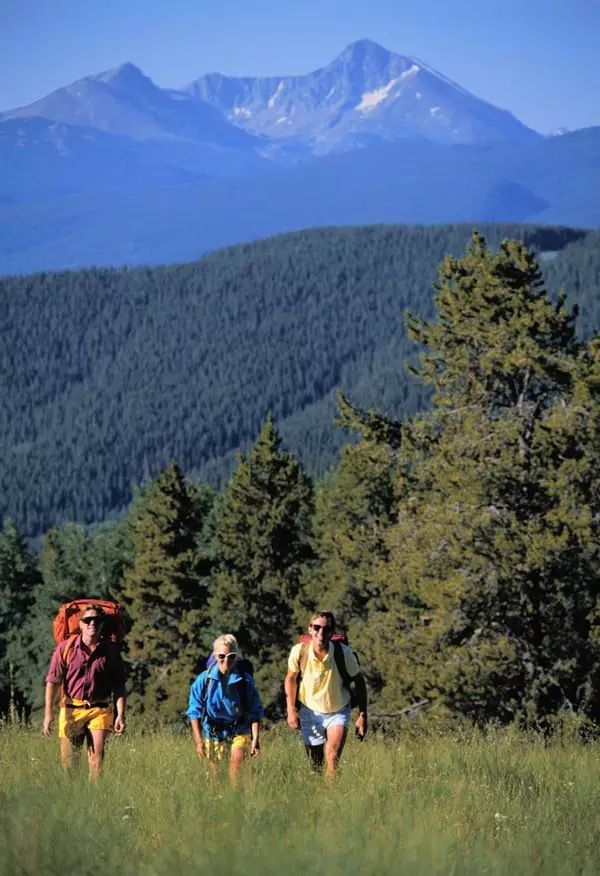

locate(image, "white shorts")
(299, 704), (351, 746)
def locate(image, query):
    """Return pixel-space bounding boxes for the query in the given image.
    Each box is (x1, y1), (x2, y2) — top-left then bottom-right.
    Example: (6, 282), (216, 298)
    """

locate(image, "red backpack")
(53, 598), (125, 645)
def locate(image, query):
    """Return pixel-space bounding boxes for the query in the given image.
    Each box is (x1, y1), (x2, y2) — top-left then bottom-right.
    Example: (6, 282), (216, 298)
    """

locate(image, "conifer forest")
(2, 222), (600, 730)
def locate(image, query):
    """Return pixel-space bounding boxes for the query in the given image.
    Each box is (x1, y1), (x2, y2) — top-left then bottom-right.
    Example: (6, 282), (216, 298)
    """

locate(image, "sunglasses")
(216, 652), (237, 661)
(311, 624), (332, 634)
(81, 616), (103, 625)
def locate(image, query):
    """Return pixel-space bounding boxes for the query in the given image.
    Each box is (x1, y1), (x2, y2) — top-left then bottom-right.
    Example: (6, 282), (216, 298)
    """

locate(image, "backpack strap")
(237, 672), (250, 726)
(333, 640), (363, 710)
(59, 634), (78, 706)
(63, 634), (78, 667)
(201, 670), (250, 738)
(332, 640), (357, 691)
(294, 642), (309, 710)
(200, 672), (214, 726)
(298, 642), (309, 678)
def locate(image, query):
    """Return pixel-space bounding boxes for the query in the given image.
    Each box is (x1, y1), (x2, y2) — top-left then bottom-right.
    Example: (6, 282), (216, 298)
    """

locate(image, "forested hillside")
(1, 222), (597, 537)
(4, 231), (600, 733)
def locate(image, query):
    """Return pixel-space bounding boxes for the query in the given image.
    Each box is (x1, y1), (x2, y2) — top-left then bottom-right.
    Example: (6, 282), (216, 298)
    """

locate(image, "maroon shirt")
(46, 635), (126, 703)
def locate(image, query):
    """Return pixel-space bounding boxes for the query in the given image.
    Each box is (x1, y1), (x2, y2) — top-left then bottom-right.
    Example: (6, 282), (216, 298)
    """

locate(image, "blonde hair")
(308, 610), (336, 631)
(212, 633), (240, 655)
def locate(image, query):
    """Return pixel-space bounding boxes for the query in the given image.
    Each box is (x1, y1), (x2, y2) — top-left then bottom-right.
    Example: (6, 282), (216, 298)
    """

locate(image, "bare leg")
(60, 734), (84, 770)
(229, 746), (246, 786)
(86, 729), (108, 780)
(305, 743), (325, 771)
(324, 725), (348, 779)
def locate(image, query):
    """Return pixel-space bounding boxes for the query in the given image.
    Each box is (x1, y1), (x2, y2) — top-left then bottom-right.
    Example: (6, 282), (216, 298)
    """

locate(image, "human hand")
(114, 715), (126, 736)
(287, 707), (300, 730)
(195, 740), (206, 760)
(43, 713), (54, 737)
(355, 713), (367, 740)
(251, 740), (261, 757)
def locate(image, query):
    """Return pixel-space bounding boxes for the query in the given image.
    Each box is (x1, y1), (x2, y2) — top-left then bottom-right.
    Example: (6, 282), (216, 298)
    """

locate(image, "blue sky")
(2, 0), (599, 133)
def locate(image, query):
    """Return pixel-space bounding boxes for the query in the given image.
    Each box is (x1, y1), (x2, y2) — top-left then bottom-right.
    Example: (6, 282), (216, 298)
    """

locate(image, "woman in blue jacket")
(187, 633), (263, 781)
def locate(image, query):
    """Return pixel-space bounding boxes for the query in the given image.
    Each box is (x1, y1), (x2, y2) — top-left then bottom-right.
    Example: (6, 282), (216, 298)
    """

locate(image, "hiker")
(285, 610), (367, 777)
(43, 603), (126, 778)
(187, 634), (262, 783)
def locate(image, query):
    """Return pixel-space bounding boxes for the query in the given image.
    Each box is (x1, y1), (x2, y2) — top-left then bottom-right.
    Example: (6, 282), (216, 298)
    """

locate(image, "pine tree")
(119, 461), (211, 722)
(0, 518), (40, 716)
(382, 232), (600, 726)
(307, 392), (400, 678)
(407, 231), (577, 414)
(211, 415), (314, 707)
(9, 523), (96, 716)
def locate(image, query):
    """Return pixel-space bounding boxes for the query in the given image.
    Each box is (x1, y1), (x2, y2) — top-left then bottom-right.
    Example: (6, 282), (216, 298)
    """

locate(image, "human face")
(309, 618), (333, 650)
(80, 612), (104, 641)
(214, 646), (238, 675)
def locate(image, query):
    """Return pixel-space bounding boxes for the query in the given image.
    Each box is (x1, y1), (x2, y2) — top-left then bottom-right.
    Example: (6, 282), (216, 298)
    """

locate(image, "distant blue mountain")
(0, 40), (597, 275)
(0, 116), (205, 204)
(2, 61), (261, 148)
(1, 127), (598, 276)
(184, 39), (540, 154)
(0, 62), (270, 183)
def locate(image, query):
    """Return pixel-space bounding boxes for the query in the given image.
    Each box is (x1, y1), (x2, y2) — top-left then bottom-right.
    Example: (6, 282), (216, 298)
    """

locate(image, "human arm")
(43, 643), (66, 737)
(236, 673), (262, 756)
(43, 681), (60, 736)
(342, 646), (368, 739)
(284, 669), (300, 729)
(244, 675), (263, 755)
(190, 718), (205, 759)
(352, 673), (368, 739)
(111, 653), (127, 735)
(114, 694), (126, 735)
(187, 673), (207, 758)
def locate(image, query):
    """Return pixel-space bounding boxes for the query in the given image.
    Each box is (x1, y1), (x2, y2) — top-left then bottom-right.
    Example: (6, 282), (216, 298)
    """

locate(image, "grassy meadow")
(1, 722), (599, 876)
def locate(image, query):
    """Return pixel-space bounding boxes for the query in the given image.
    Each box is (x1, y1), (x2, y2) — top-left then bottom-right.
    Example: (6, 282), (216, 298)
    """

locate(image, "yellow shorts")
(203, 733), (251, 761)
(59, 699), (113, 739)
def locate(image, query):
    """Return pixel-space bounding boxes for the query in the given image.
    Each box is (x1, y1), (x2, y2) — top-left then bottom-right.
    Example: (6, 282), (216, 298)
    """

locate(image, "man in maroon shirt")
(43, 604), (126, 778)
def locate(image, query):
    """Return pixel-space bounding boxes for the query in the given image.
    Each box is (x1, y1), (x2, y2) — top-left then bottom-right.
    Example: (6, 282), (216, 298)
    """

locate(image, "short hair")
(213, 633), (240, 655)
(81, 604), (105, 619)
(309, 610), (336, 631)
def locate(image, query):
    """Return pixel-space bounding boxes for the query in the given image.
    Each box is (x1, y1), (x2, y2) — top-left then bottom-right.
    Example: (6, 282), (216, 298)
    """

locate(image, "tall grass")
(1, 722), (599, 875)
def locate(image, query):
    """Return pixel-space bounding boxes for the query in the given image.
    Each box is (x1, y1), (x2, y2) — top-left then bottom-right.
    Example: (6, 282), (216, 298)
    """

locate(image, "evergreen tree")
(87, 520), (133, 599)
(119, 461), (212, 722)
(380, 232), (600, 725)
(307, 392), (400, 698)
(38, 524), (93, 599)
(9, 523), (99, 716)
(0, 518), (40, 716)
(211, 415), (314, 708)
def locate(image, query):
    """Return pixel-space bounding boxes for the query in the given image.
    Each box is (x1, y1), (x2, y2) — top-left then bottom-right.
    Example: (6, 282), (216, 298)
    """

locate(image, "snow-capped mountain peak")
(183, 39), (539, 153)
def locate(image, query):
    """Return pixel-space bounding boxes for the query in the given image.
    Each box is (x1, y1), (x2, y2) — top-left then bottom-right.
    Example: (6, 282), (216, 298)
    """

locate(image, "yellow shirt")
(288, 641), (360, 713)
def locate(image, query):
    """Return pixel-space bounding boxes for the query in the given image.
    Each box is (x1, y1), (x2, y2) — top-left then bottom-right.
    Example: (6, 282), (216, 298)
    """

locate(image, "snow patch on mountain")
(356, 64), (420, 114)
(356, 76), (402, 113)
(182, 40), (539, 152)
(268, 82), (285, 109)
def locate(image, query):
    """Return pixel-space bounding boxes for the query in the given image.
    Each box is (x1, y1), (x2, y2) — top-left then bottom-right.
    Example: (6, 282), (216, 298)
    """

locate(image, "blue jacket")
(187, 664), (263, 739)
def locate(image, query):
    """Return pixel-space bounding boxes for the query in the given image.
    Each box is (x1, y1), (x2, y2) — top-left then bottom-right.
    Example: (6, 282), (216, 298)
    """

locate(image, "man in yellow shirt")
(285, 610), (367, 777)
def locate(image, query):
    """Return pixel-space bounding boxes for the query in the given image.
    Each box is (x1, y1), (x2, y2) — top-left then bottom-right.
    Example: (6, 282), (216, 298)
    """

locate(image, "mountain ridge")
(1, 126), (598, 276)
(1, 40), (597, 276)
(183, 38), (540, 153)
